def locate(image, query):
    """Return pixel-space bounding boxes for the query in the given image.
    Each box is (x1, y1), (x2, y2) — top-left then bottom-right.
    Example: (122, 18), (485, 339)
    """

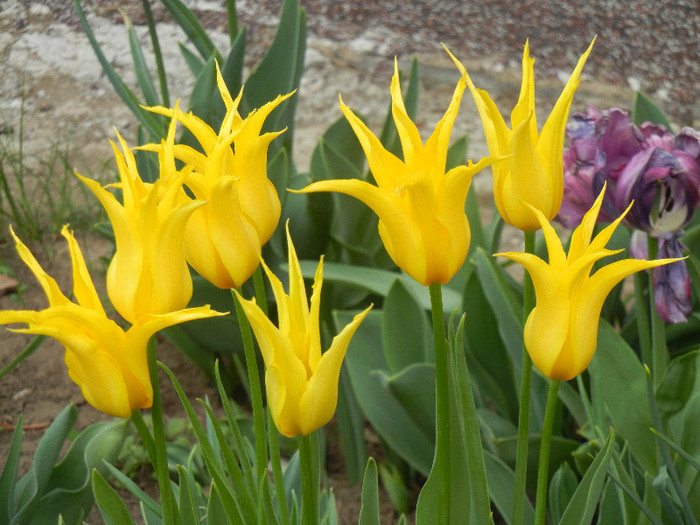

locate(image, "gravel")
(8, 0), (699, 124)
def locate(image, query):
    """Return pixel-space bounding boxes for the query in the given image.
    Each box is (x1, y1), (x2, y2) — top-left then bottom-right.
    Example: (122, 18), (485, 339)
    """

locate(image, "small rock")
(0, 274), (18, 296)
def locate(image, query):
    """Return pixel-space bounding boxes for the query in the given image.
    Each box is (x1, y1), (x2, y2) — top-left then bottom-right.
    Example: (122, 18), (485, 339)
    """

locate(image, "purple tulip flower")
(630, 231), (691, 323)
(560, 106), (700, 323)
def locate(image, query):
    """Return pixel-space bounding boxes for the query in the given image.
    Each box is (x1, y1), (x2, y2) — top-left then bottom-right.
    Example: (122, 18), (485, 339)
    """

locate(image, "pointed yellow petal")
(61, 226), (104, 315)
(338, 97), (405, 190)
(298, 305), (373, 435)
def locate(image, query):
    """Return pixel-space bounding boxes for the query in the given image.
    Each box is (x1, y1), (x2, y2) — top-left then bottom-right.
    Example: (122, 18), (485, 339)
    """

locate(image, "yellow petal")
(538, 38), (595, 184)
(9, 228), (69, 307)
(298, 305), (373, 435)
(338, 97), (405, 190)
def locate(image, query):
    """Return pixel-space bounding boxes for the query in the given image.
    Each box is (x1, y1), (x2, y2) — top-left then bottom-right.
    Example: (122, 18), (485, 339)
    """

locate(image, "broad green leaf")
(11, 404), (78, 524)
(656, 350), (698, 420)
(451, 316), (494, 524)
(27, 420), (128, 525)
(220, 26), (247, 102)
(548, 463), (579, 524)
(589, 321), (658, 473)
(0, 414), (22, 521)
(381, 364), (436, 441)
(358, 458), (380, 525)
(340, 310), (433, 474)
(310, 116), (365, 179)
(483, 451), (535, 525)
(179, 42), (205, 78)
(92, 470), (137, 525)
(299, 261), (461, 313)
(462, 267), (518, 420)
(382, 280), (431, 372)
(284, 173), (334, 263)
(472, 249), (523, 368)
(186, 56), (221, 133)
(242, 0), (304, 127)
(558, 429), (614, 525)
(631, 92), (673, 131)
(334, 368), (368, 485)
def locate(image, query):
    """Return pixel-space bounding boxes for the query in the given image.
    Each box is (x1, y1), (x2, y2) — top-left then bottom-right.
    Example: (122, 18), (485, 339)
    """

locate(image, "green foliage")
(0, 404), (126, 525)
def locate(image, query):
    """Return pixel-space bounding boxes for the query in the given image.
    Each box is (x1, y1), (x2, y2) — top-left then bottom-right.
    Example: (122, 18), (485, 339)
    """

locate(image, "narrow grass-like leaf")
(125, 14), (159, 107)
(558, 429), (615, 525)
(74, 0), (165, 139)
(651, 428), (700, 473)
(652, 469), (685, 525)
(358, 458), (380, 525)
(92, 469), (138, 525)
(102, 461), (162, 517)
(200, 400), (257, 520)
(258, 469), (280, 525)
(608, 473), (665, 525)
(214, 362), (257, 501)
(160, 363), (248, 523)
(160, 0), (218, 61)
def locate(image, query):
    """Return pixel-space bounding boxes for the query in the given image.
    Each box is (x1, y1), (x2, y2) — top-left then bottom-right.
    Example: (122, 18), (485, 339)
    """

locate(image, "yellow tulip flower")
(76, 120), (201, 324)
(234, 224), (372, 437)
(462, 39), (595, 231)
(298, 54), (494, 286)
(142, 64), (294, 289)
(0, 227), (224, 417)
(495, 187), (681, 380)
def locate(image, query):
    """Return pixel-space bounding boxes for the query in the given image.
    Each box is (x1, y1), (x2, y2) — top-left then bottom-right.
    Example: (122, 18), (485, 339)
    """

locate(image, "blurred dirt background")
(0, 0), (697, 523)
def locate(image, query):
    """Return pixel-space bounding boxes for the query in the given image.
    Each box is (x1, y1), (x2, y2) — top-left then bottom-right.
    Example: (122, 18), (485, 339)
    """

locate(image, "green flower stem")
(298, 431), (320, 525)
(232, 288), (268, 484)
(513, 230), (536, 525)
(429, 282), (451, 525)
(646, 236), (668, 386)
(145, 337), (176, 522)
(252, 266), (290, 525)
(268, 409), (291, 525)
(633, 271), (653, 368)
(534, 379), (561, 525)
